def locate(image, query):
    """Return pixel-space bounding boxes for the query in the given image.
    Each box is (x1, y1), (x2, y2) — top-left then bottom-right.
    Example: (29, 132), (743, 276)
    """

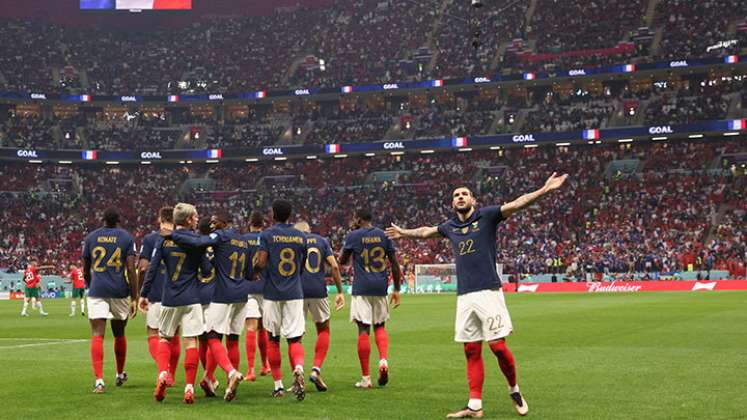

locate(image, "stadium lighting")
(688, 134), (704, 138)
(334, 154), (349, 158)
(458, 148), (472, 152)
(274, 157), (287, 161)
(420, 150), (435, 154)
(618, 139), (633, 143)
(306, 155), (318, 159)
(390, 152), (405, 156)
(58, 161), (72, 164)
(140, 161), (151, 165)
(105, 161), (119, 165)
(524, 144), (538, 149)
(364, 153), (376, 157)
(489, 146), (501, 150)
(723, 132), (740, 136)
(652, 137), (668, 141)
(28, 160), (43, 164)
(556, 143), (571, 147)
(206, 160), (220, 163)
(245, 158), (259, 162)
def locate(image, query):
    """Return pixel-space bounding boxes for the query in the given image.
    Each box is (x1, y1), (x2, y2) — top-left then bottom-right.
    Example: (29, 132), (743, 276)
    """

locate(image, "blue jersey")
(437, 205), (505, 295)
(343, 227), (395, 296)
(259, 224), (307, 301)
(139, 231), (167, 303)
(142, 229), (210, 307)
(170, 228), (255, 304)
(83, 227), (136, 299)
(198, 250), (216, 305)
(243, 231), (266, 295)
(302, 233), (333, 299)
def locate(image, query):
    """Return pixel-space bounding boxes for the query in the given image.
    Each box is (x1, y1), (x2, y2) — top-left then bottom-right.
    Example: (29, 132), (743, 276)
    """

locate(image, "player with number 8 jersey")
(82, 208), (138, 394)
(252, 200), (308, 401)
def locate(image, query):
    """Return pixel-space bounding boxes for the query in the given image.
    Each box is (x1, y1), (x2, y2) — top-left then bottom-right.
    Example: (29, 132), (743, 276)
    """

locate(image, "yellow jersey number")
(361, 246), (387, 273)
(278, 248), (297, 277)
(91, 246), (123, 273)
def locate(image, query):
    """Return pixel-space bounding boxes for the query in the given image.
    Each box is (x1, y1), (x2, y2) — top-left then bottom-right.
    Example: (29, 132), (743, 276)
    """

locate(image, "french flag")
(728, 119), (746, 130)
(724, 55), (739, 64)
(451, 137), (468, 147)
(431, 79), (444, 87)
(255, 91), (266, 99)
(82, 150), (97, 160)
(623, 64), (636, 73)
(80, 94), (91, 102)
(207, 149), (222, 159)
(523, 73), (535, 81)
(583, 129), (600, 140)
(168, 95), (180, 103)
(341, 86), (353, 93)
(325, 144), (340, 154)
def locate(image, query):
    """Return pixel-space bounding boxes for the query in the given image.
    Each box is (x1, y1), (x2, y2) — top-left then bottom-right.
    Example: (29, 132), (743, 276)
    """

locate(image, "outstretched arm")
(500, 172), (568, 218)
(385, 224), (441, 241)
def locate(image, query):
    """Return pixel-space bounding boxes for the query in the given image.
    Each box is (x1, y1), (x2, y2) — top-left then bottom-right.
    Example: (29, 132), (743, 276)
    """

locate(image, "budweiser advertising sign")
(504, 280), (747, 294)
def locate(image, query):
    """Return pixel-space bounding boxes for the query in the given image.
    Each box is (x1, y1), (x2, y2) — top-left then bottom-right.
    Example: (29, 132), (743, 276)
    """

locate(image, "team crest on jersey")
(471, 221), (480, 232)
(461, 227), (469, 234)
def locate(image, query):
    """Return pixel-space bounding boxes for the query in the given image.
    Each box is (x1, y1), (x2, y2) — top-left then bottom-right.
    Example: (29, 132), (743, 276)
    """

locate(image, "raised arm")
(385, 224), (441, 241)
(500, 172), (568, 218)
(168, 230), (220, 250)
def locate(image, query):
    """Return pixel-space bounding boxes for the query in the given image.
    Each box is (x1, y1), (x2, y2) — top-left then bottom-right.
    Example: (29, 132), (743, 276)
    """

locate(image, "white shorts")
(146, 302), (162, 330)
(205, 302), (248, 336)
(87, 297), (129, 321)
(350, 295), (389, 325)
(454, 289), (513, 342)
(262, 299), (304, 339)
(304, 298), (330, 324)
(159, 304), (205, 338)
(245, 294), (264, 319)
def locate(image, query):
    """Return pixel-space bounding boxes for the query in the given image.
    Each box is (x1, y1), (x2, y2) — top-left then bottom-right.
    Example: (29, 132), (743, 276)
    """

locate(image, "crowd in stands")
(2, 0), (747, 95)
(1, 137), (745, 282)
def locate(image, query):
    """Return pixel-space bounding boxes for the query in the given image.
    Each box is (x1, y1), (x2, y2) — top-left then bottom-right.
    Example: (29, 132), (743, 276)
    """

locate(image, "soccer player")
(195, 216), (219, 396)
(294, 221), (345, 392)
(82, 208), (138, 393)
(66, 263), (87, 317)
(141, 203), (241, 404)
(252, 200), (308, 400)
(243, 210), (270, 382)
(138, 207), (181, 387)
(339, 209), (402, 389)
(166, 209), (251, 400)
(21, 258), (52, 316)
(385, 173), (568, 418)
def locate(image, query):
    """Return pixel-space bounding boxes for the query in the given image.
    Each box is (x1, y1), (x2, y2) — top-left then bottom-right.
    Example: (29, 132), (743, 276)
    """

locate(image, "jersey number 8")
(278, 248), (297, 277)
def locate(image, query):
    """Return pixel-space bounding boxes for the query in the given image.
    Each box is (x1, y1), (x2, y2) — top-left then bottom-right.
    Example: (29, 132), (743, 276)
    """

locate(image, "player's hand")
(389, 291), (401, 308)
(138, 297), (149, 313)
(543, 172), (569, 192)
(385, 224), (404, 240)
(129, 299), (138, 319)
(159, 227), (173, 237)
(334, 293), (345, 311)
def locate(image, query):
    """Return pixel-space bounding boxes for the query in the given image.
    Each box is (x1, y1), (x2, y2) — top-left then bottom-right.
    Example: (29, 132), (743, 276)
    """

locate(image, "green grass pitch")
(1, 292), (745, 419)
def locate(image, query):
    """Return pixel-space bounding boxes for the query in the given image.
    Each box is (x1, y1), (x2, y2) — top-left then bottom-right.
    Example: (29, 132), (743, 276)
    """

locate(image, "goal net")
(413, 263), (504, 293)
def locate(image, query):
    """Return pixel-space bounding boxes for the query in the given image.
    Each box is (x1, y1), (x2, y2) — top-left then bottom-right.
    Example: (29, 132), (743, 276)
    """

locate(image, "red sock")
(147, 335), (159, 362)
(207, 338), (235, 374)
(198, 339), (208, 369)
(464, 342), (484, 399)
(488, 340), (517, 387)
(258, 328), (269, 367)
(227, 338), (240, 372)
(114, 336), (127, 375)
(205, 346), (217, 382)
(357, 333), (371, 376)
(169, 336), (180, 378)
(184, 348), (199, 386)
(245, 330), (257, 371)
(288, 340), (304, 370)
(267, 338), (282, 381)
(90, 336), (104, 380)
(374, 326), (388, 360)
(313, 326), (330, 369)
(157, 340), (172, 376)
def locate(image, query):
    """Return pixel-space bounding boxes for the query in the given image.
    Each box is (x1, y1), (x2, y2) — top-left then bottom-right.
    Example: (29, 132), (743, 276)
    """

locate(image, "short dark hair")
(249, 210), (264, 228)
(272, 200), (292, 223)
(198, 216), (213, 235)
(213, 209), (231, 225)
(103, 207), (119, 227)
(159, 206), (174, 224)
(355, 208), (372, 222)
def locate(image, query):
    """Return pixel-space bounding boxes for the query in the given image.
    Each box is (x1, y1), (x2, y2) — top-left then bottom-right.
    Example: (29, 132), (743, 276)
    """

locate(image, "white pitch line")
(0, 339), (87, 349)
